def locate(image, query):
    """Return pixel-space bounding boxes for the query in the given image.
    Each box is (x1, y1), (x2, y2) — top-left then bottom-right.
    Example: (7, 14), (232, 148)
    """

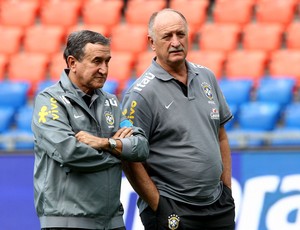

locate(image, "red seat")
(8, 53), (49, 96)
(213, 0), (254, 26)
(198, 23), (241, 53)
(48, 52), (66, 81)
(23, 25), (65, 56)
(0, 1), (39, 28)
(82, 0), (123, 34)
(67, 24), (110, 38)
(134, 51), (156, 77)
(225, 50), (268, 84)
(170, 0), (209, 44)
(187, 50), (226, 79)
(40, 0), (81, 29)
(108, 51), (135, 88)
(285, 22), (300, 50)
(125, 0), (166, 26)
(0, 26), (23, 56)
(242, 23), (284, 53)
(170, 0), (209, 29)
(110, 24), (148, 56)
(255, 0), (297, 28)
(269, 50), (300, 85)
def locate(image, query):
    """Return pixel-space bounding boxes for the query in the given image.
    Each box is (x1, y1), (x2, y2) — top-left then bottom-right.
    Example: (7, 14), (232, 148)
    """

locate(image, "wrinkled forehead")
(153, 11), (187, 33)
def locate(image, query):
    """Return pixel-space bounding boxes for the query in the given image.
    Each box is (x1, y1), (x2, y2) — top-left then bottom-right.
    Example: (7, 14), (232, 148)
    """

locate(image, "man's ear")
(148, 36), (156, 51)
(67, 56), (77, 72)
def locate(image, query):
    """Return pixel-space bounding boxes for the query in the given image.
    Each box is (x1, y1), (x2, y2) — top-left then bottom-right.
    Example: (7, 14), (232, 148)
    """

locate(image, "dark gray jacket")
(32, 70), (149, 229)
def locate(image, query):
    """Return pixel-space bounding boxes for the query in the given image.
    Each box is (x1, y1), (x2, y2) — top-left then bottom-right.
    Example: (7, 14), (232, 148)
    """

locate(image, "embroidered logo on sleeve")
(38, 98), (60, 123)
(122, 100), (137, 124)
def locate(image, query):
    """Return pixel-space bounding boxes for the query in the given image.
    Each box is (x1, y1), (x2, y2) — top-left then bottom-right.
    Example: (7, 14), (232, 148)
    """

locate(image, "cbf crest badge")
(104, 111), (115, 128)
(168, 214), (180, 230)
(201, 82), (213, 100)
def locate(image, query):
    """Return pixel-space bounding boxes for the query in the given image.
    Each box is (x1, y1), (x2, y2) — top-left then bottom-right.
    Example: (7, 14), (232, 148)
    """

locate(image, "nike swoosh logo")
(165, 101), (174, 109)
(74, 114), (84, 119)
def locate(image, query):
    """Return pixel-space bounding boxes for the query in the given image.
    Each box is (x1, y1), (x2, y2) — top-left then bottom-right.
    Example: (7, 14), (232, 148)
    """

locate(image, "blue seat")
(0, 107), (15, 133)
(219, 79), (253, 106)
(15, 105), (33, 132)
(238, 102), (281, 131)
(0, 81), (29, 112)
(102, 79), (119, 94)
(256, 77), (295, 109)
(35, 79), (56, 95)
(269, 102), (300, 146)
(228, 102), (281, 148)
(283, 102), (300, 128)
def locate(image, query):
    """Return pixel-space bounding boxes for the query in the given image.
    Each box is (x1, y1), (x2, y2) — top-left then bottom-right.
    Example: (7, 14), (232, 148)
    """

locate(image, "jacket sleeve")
(119, 117), (149, 161)
(31, 92), (119, 173)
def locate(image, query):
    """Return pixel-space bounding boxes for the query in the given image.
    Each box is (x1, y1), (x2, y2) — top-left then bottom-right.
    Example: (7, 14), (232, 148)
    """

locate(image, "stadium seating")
(270, 102), (300, 146)
(0, 26), (23, 56)
(170, 0), (209, 43)
(238, 101), (281, 131)
(282, 102), (300, 129)
(14, 105), (33, 133)
(67, 24), (110, 38)
(228, 101), (282, 147)
(48, 52), (66, 81)
(225, 50), (268, 83)
(255, 0), (297, 28)
(213, 0), (254, 26)
(268, 50), (300, 85)
(82, 0), (123, 34)
(110, 24), (148, 56)
(108, 51), (135, 88)
(0, 104), (33, 150)
(256, 77), (296, 109)
(0, 81), (29, 112)
(134, 51), (156, 77)
(198, 23), (241, 53)
(1, 0), (300, 150)
(0, 1), (39, 28)
(187, 50), (226, 79)
(0, 107), (15, 133)
(40, 0), (81, 29)
(285, 22), (300, 50)
(35, 79), (56, 96)
(125, 0), (166, 25)
(219, 79), (253, 106)
(242, 23), (284, 53)
(102, 79), (119, 95)
(23, 25), (65, 56)
(7, 53), (49, 96)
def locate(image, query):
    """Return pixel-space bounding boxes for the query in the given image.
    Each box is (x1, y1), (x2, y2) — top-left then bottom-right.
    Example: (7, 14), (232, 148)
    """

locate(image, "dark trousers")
(140, 186), (235, 230)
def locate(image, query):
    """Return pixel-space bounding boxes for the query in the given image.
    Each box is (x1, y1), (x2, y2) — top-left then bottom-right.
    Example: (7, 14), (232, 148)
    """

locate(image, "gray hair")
(148, 8), (188, 40)
(63, 30), (110, 65)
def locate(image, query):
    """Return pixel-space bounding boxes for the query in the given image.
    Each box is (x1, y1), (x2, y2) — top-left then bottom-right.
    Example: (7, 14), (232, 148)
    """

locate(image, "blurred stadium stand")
(0, 0), (300, 151)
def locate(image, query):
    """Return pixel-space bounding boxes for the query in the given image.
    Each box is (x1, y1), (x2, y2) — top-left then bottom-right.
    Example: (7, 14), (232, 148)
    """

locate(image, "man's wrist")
(108, 138), (117, 151)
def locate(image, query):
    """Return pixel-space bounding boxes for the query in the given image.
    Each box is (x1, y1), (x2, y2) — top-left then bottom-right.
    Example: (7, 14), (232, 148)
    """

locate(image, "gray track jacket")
(31, 70), (149, 229)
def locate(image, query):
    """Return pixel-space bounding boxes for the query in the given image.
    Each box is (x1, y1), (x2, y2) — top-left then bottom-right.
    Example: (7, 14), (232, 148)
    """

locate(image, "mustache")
(169, 48), (184, 52)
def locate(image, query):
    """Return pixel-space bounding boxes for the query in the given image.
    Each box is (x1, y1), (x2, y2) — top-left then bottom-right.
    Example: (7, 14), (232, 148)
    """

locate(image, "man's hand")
(113, 127), (133, 139)
(75, 131), (103, 149)
(75, 127), (133, 150)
